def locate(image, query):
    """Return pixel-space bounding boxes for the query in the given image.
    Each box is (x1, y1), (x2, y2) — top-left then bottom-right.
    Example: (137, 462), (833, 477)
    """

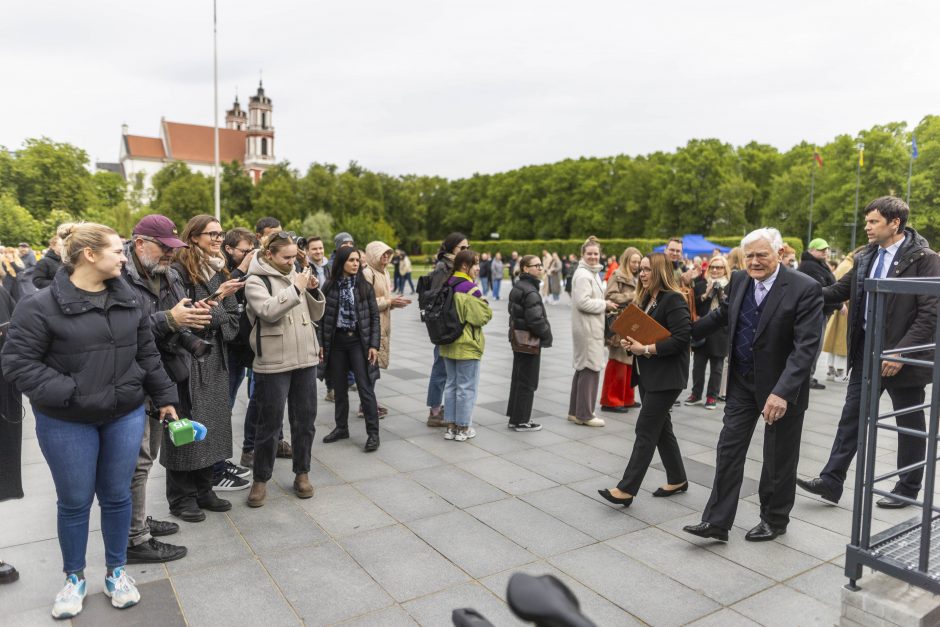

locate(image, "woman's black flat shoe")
(652, 482), (689, 497)
(598, 489), (633, 507)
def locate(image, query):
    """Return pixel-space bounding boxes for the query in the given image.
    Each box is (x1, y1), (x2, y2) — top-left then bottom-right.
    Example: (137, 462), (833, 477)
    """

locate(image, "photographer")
(120, 215), (207, 564)
(165, 215), (243, 522)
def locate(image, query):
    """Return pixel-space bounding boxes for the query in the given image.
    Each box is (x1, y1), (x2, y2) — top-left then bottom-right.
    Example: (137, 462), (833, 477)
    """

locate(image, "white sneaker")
(443, 426), (457, 440)
(513, 422), (543, 432)
(52, 574), (86, 619)
(576, 417), (605, 427)
(454, 427), (476, 442)
(104, 566), (140, 609)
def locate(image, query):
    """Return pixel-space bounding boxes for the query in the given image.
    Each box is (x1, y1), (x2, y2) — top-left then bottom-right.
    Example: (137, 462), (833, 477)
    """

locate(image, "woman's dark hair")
(517, 254), (540, 277)
(864, 196), (909, 232)
(452, 249), (479, 274)
(254, 216), (281, 235)
(325, 245), (362, 293)
(223, 227), (257, 251)
(438, 232), (468, 260)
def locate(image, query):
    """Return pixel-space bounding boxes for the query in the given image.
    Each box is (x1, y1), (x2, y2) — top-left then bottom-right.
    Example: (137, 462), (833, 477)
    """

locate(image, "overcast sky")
(2, 1), (936, 179)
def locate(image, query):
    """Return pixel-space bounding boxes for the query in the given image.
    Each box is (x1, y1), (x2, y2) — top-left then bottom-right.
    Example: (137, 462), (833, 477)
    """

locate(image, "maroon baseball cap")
(133, 215), (187, 248)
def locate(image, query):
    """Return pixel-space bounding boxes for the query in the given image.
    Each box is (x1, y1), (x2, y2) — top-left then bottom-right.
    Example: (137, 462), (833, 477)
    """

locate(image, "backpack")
(235, 275), (273, 360)
(423, 281), (465, 345)
(417, 265), (451, 321)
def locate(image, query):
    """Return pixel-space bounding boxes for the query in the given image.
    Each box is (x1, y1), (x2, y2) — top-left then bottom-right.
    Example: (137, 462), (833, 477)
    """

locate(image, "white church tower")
(245, 81), (274, 182)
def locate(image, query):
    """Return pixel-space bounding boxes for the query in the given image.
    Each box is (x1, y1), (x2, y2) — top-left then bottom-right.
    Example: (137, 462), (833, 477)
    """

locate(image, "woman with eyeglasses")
(243, 231), (325, 507)
(165, 215), (243, 522)
(685, 255), (730, 410)
(320, 246), (383, 452)
(599, 252), (691, 508)
(600, 247), (642, 413)
(506, 255), (553, 431)
(569, 237), (620, 427)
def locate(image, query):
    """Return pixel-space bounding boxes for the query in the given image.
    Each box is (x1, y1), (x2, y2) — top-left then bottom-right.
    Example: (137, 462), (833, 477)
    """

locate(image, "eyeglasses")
(710, 265), (726, 269)
(527, 264), (543, 269)
(235, 248), (253, 255)
(199, 231), (225, 241)
(262, 231), (298, 248)
(138, 236), (173, 253)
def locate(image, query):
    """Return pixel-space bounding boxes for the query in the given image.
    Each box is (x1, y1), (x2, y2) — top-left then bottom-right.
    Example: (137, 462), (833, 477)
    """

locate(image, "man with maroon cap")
(121, 214), (214, 564)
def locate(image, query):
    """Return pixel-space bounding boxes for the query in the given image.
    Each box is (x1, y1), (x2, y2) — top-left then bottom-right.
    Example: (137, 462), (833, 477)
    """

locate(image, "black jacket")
(798, 251), (839, 316)
(633, 290), (691, 392)
(320, 274), (381, 370)
(823, 227), (940, 388)
(692, 277), (728, 357)
(32, 250), (61, 290)
(507, 274), (553, 348)
(122, 243), (192, 382)
(1, 268), (178, 423)
(694, 265), (823, 413)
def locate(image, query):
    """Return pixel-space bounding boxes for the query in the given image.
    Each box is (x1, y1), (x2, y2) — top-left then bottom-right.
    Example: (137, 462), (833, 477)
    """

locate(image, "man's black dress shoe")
(876, 494), (911, 509)
(745, 521), (786, 542)
(682, 522), (728, 542)
(197, 491), (232, 512)
(323, 428), (350, 443)
(170, 507), (206, 523)
(809, 378), (826, 390)
(364, 434), (380, 452)
(597, 489), (633, 507)
(795, 477), (839, 504)
(652, 482), (689, 497)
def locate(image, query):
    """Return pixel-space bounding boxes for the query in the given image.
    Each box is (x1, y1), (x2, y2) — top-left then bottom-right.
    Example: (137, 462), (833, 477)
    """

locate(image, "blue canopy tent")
(653, 234), (731, 257)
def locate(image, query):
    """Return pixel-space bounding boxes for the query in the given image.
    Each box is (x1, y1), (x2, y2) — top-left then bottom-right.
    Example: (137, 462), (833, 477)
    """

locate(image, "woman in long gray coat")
(164, 215), (242, 522)
(568, 237), (617, 427)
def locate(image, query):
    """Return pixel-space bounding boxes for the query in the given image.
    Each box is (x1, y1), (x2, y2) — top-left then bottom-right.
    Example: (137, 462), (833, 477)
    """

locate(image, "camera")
(175, 329), (213, 361)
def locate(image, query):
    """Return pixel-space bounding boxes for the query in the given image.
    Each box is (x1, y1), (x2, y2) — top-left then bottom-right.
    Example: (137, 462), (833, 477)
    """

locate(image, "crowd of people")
(0, 195), (937, 620)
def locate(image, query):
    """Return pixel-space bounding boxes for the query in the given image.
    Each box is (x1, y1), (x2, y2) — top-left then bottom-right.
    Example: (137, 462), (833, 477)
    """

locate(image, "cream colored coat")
(571, 260), (607, 371)
(245, 255), (325, 374)
(362, 241), (394, 369)
(604, 272), (636, 365)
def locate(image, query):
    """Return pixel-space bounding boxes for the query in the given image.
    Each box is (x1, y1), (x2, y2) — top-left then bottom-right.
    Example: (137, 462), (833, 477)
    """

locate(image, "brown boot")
(293, 473), (314, 499)
(247, 481), (267, 508)
(427, 409), (446, 428)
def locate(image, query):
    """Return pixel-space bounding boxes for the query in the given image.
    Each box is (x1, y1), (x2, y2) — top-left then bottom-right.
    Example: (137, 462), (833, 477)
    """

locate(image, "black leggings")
(506, 351), (540, 425)
(330, 332), (379, 436)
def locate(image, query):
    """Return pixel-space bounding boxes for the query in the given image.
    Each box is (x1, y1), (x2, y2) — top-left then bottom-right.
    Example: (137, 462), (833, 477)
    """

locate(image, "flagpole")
(851, 143), (862, 250)
(212, 0), (221, 222)
(907, 149), (914, 207)
(807, 159), (816, 247)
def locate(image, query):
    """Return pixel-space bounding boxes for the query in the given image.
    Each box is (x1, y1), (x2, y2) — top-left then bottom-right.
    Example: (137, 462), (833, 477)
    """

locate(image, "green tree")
(221, 161), (254, 225)
(300, 211), (334, 242)
(0, 193), (44, 245)
(150, 162), (212, 226)
(252, 163), (301, 225)
(11, 138), (94, 219)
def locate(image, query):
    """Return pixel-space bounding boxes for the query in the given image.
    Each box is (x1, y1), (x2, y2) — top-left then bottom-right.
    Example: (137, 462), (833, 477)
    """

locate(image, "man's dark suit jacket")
(693, 265), (824, 414)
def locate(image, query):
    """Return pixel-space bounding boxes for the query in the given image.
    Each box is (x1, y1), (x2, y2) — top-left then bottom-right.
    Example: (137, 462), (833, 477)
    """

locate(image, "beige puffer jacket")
(244, 254), (325, 374)
(361, 241), (394, 369)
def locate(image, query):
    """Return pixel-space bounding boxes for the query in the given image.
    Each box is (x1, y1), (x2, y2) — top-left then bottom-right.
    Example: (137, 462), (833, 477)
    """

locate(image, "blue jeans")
(480, 277), (490, 296)
(443, 358), (481, 427)
(492, 279), (502, 300)
(36, 406), (146, 573)
(426, 345), (447, 408)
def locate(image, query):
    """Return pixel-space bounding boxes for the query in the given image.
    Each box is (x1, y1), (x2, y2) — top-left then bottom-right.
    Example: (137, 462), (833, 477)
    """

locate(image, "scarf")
(197, 250), (226, 284)
(337, 276), (357, 329)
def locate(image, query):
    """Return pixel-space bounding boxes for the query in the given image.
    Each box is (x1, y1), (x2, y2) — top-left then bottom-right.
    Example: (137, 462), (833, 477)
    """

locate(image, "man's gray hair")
(741, 227), (784, 251)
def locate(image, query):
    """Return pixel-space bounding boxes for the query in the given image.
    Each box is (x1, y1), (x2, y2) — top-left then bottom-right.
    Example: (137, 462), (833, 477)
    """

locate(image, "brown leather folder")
(610, 303), (672, 345)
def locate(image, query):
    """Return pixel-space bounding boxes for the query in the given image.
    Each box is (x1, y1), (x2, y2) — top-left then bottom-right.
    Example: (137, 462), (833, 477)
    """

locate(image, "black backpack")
(235, 275), (273, 360)
(423, 280), (465, 345)
(417, 265), (451, 320)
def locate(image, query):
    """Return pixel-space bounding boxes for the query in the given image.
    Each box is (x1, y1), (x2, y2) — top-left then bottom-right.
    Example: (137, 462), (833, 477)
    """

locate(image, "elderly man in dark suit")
(797, 197), (940, 509)
(684, 228), (824, 542)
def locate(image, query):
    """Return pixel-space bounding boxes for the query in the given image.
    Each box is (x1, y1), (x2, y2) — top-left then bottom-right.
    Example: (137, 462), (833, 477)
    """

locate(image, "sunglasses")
(457, 245), (470, 251)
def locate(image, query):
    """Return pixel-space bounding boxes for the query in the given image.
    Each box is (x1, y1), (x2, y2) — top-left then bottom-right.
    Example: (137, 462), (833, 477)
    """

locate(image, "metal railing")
(845, 276), (940, 593)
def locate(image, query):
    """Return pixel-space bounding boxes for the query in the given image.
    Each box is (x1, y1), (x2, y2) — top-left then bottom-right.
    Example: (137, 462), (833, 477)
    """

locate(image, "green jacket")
(440, 287), (493, 361)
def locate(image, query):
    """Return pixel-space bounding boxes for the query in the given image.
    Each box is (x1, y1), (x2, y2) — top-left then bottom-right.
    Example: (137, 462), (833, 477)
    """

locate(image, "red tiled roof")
(163, 121), (247, 164)
(125, 135), (165, 159)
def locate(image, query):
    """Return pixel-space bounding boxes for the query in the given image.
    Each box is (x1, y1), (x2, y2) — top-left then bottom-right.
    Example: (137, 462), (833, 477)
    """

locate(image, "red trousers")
(601, 359), (635, 407)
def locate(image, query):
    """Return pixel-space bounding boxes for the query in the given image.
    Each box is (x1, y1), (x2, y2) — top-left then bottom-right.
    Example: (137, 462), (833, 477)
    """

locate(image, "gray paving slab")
(501, 447), (604, 485)
(549, 542), (721, 626)
(225, 496), (329, 555)
(457, 456), (558, 495)
(407, 510), (537, 578)
(401, 581), (521, 627)
(686, 608), (762, 626)
(353, 475), (455, 523)
(520, 485), (649, 540)
(298, 484), (396, 537)
(731, 583), (841, 627)
(783, 562), (847, 609)
(262, 542), (394, 625)
(164, 510), (253, 576)
(173, 558), (300, 627)
(408, 465), (509, 509)
(340, 524), (469, 602)
(337, 605), (419, 626)
(466, 498), (594, 557)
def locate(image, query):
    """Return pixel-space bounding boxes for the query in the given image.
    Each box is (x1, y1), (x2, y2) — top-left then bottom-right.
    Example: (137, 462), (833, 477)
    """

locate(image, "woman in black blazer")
(599, 252), (691, 507)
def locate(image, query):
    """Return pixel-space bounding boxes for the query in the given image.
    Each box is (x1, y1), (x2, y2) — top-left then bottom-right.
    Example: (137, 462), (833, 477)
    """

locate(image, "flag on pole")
(912, 134), (919, 159)
(813, 149), (823, 168)
(859, 147), (864, 167)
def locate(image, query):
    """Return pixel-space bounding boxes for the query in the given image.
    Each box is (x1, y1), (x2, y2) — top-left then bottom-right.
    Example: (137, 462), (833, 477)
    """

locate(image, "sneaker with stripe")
(213, 470), (250, 491)
(224, 460), (251, 479)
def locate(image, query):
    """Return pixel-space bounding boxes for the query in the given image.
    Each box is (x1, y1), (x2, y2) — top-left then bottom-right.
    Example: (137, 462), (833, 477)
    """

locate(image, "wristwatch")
(643, 345), (651, 358)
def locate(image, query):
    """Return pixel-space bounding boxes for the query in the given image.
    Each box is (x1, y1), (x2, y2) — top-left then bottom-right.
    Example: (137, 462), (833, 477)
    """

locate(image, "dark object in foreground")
(452, 573), (596, 627)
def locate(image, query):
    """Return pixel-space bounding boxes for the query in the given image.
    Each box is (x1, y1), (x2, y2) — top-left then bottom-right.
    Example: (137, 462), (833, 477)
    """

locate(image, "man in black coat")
(121, 215), (214, 564)
(797, 238), (839, 390)
(32, 237), (62, 290)
(798, 197), (940, 509)
(684, 228), (823, 542)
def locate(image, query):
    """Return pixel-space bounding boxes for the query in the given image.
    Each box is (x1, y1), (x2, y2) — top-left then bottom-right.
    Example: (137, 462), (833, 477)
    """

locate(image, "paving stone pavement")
(0, 294), (930, 626)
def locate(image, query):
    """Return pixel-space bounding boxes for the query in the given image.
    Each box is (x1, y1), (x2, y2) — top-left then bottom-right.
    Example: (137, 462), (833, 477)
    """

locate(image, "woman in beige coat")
(823, 249), (857, 381)
(600, 247), (642, 412)
(362, 241), (411, 416)
(244, 232), (325, 507)
(568, 237), (619, 427)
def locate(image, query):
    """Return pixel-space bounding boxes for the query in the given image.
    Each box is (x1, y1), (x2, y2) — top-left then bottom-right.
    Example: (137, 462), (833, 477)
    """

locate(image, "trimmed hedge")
(419, 237), (803, 259)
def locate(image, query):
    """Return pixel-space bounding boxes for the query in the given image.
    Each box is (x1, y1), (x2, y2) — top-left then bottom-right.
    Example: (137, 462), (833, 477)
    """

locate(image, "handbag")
(509, 321), (541, 355)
